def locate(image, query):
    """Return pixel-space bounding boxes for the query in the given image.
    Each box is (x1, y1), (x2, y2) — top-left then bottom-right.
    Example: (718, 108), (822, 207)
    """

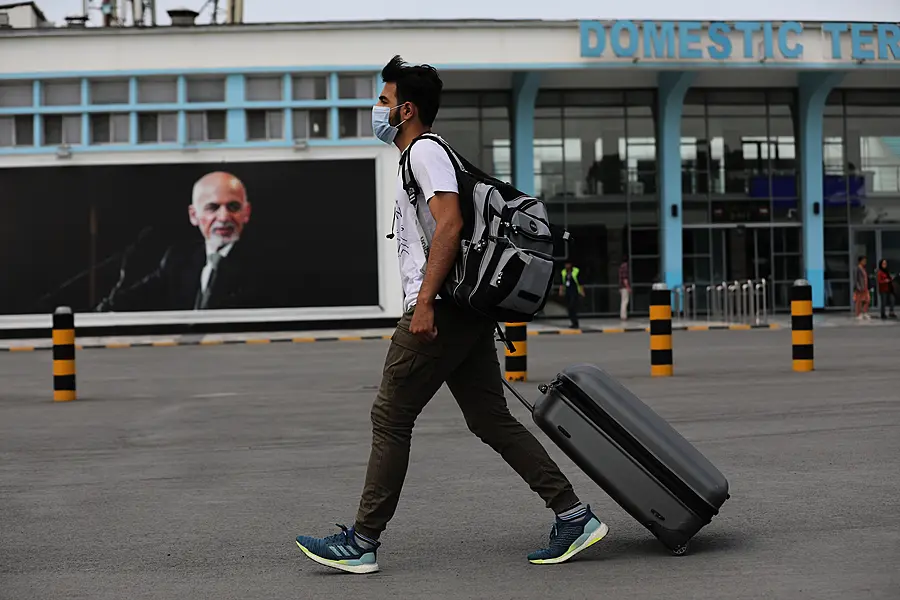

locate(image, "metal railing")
(672, 284), (698, 322)
(703, 279), (769, 325)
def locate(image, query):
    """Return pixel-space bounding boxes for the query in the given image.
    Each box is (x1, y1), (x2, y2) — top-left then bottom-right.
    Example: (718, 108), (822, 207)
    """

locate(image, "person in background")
(876, 259), (896, 319)
(559, 260), (585, 329)
(618, 255), (630, 321)
(854, 255), (871, 320)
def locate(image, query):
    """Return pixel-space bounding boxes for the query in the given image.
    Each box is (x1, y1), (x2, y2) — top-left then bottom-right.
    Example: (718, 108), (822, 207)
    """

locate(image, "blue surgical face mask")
(371, 104), (405, 145)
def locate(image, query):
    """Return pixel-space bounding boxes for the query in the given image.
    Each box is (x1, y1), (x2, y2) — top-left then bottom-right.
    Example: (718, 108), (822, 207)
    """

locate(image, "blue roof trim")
(3, 60), (900, 80)
(0, 138), (383, 156)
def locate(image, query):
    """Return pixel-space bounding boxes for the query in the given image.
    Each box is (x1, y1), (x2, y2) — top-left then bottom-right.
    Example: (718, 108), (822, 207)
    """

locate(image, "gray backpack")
(399, 133), (569, 335)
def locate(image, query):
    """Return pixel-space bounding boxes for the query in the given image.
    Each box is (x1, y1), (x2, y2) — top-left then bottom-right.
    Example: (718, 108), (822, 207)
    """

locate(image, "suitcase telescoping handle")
(501, 377), (550, 413)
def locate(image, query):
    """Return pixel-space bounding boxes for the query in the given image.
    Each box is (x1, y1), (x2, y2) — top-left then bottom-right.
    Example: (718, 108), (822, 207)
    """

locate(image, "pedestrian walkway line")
(0, 323), (781, 353)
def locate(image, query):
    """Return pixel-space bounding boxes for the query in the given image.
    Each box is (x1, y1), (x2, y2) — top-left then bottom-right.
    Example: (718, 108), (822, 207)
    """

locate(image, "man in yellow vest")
(559, 261), (586, 329)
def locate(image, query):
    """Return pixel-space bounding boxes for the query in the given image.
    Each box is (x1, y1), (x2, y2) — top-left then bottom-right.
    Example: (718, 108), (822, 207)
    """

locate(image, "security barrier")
(52, 306), (77, 402)
(673, 284), (697, 322)
(649, 283), (673, 377)
(791, 280), (814, 372)
(504, 322), (527, 382)
(704, 279), (768, 325)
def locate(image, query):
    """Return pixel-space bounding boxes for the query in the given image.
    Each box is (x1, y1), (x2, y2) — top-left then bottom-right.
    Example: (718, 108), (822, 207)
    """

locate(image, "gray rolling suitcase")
(502, 363), (729, 556)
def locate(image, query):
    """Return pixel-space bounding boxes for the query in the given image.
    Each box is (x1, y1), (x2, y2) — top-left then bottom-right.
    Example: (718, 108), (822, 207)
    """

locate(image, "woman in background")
(876, 259), (896, 320)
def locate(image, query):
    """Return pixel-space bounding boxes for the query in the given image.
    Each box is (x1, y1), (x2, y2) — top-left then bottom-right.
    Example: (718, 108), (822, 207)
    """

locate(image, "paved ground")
(1, 328), (898, 600)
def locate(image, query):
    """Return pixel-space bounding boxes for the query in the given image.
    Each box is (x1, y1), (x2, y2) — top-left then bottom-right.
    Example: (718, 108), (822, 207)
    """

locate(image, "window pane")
(358, 108), (372, 138)
(137, 78), (177, 103)
(309, 109), (327, 138)
(159, 113), (177, 142)
(825, 253), (850, 280)
(186, 78), (225, 102)
(773, 227), (801, 254)
(62, 115), (81, 144)
(14, 115), (34, 146)
(206, 111), (226, 140)
(292, 76), (327, 100)
(112, 113), (130, 143)
(43, 80), (81, 106)
(90, 114), (111, 143)
(0, 118), (12, 146)
(247, 110), (268, 140)
(683, 228), (710, 255)
(775, 255), (802, 281)
(631, 257), (660, 284)
(43, 115), (62, 144)
(824, 226), (849, 252)
(90, 79), (129, 104)
(338, 75), (373, 99)
(0, 82), (33, 107)
(630, 228), (659, 256)
(338, 108), (358, 137)
(292, 109), (309, 139)
(268, 110), (284, 139)
(246, 76), (282, 102)
(138, 113), (158, 143)
(187, 112), (204, 141)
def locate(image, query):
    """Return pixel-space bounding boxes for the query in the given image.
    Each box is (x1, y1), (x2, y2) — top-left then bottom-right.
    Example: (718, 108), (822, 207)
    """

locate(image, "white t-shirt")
(394, 137), (459, 313)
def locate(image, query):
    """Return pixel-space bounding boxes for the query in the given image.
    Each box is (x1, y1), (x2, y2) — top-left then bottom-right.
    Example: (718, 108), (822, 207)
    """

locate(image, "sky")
(36, 0), (900, 27)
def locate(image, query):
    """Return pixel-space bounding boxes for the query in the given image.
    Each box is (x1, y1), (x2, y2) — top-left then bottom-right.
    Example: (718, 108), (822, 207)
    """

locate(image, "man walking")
(559, 261), (585, 329)
(294, 56), (607, 574)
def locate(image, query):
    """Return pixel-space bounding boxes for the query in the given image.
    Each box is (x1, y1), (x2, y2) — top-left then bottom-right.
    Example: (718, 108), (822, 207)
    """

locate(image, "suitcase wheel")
(670, 542), (689, 557)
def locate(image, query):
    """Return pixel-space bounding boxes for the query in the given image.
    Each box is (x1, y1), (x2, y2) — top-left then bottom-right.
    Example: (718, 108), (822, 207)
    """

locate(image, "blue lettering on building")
(580, 20), (900, 61)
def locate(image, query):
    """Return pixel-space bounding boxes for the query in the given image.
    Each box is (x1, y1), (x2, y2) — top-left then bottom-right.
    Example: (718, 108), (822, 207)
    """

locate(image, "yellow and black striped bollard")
(504, 322), (527, 382)
(52, 306), (77, 401)
(791, 279), (814, 372)
(650, 283), (673, 377)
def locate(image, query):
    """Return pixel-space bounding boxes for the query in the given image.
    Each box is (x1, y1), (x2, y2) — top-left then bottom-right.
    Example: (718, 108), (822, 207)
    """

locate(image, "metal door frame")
(684, 223), (798, 313)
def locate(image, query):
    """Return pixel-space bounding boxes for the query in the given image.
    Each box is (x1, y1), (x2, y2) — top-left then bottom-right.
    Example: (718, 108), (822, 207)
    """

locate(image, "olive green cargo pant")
(354, 300), (580, 539)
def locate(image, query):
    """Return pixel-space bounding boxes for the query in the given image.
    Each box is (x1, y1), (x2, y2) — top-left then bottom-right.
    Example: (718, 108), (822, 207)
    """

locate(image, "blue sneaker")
(527, 505), (609, 564)
(295, 523), (380, 574)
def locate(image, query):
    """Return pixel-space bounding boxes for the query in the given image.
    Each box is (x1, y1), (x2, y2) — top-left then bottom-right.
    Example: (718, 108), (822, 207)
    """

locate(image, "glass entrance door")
(851, 228), (900, 308)
(710, 227), (771, 282)
(684, 225), (801, 316)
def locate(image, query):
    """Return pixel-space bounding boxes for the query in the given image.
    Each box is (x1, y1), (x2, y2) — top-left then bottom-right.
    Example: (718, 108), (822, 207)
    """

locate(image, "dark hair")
(859, 255), (866, 263)
(381, 55), (443, 127)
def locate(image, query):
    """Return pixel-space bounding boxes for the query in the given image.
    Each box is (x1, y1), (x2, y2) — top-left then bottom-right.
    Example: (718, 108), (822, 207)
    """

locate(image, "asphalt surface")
(2, 327), (898, 600)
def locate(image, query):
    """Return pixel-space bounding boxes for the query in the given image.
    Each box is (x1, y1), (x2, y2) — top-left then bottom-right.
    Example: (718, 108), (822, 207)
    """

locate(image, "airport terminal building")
(1, 14), (899, 330)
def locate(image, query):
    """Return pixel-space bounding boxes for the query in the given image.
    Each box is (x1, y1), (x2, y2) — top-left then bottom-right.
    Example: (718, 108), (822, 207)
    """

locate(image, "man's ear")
(243, 202), (252, 223)
(188, 204), (199, 226)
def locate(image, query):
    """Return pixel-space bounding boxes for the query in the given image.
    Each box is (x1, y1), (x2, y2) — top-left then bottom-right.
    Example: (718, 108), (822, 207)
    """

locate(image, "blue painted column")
(282, 74), (293, 140)
(657, 71), (696, 291)
(128, 77), (138, 144)
(798, 71), (843, 309)
(80, 78), (90, 146)
(176, 76), (187, 144)
(328, 73), (340, 140)
(32, 81), (42, 146)
(511, 71), (540, 195)
(225, 74), (246, 144)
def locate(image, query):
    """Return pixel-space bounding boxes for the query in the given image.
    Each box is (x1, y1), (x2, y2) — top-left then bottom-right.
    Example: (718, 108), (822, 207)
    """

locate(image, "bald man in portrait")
(97, 171), (269, 312)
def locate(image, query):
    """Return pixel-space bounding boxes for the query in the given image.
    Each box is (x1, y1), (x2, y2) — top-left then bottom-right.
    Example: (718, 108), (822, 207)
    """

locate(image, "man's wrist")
(417, 295), (436, 307)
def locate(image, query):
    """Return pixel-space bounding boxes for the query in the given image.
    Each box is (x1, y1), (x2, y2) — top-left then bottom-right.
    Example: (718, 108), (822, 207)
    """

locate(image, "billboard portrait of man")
(96, 171), (268, 312)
